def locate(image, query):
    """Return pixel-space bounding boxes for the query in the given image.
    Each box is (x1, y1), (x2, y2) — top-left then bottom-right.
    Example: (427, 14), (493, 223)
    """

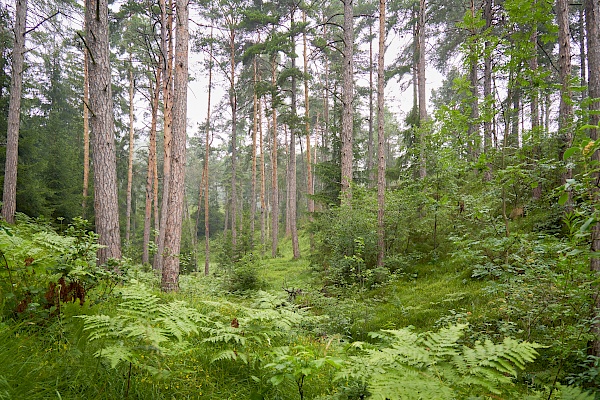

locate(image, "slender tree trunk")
(468, 0), (479, 160)
(154, 0), (174, 271)
(229, 26), (238, 253)
(557, 0), (573, 195)
(417, 0), (427, 179)
(251, 58), (258, 249)
(161, 0), (188, 292)
(377, 0), (386, 267)
(341, 0), (355, 203)
(580, 6), (587, 94)
(585, 0), (600, 356)
(303, 11), (314, 252)
(82, 50), (90, 217)
(126, 56), (135, 244)
(530, 18), (542, 200)
(2, 0), (27, 224)
(260, 85), (266, 253)
(483, 0), (493, 151)
(143, 66), (161, 265)
(289, 16), (300, 259)
(203, 26), (213, 276)
(367, 23), (375, 185)
(271, 56), (279, 257)
(85, 0), (122, 263)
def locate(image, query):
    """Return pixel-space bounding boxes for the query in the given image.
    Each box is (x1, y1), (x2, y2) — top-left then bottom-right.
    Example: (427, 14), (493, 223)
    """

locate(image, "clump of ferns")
(76, 282), (205, 397)
(336, 323), (545, 399)
(200, 291), (313, 367)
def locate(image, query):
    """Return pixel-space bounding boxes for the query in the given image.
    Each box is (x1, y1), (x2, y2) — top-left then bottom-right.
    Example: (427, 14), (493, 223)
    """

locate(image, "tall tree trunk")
(85, 0), (122, 263)
(229, 26), (238, 253)
(289, 16), (300, 259)
(557, 0), (573, 192)
(251, 58), (258, 249)
(580, 6), (587, 93)
(82, 50), (90, 217)
(585, 0), (600, 356)
(126, 56), (135, 244)
(143, 65), (161, 265)
(530, 18), (542, 200)
(417, 0), (427, 178)
(303, 10), (314, 252)
(2, 0), (27, 224)
(483, 0), (493, 151)
(341, 0), (355, 203)
(154, 0), (174, 271)
(203, 26), (213, 276)
(271, 56), (279, 257)
(161, 0), (188, 292)
(377, 0), (386, 267)
(467, 0), (479, 160)
(260, 95), (266, 253)
(367, 23), (375, 185)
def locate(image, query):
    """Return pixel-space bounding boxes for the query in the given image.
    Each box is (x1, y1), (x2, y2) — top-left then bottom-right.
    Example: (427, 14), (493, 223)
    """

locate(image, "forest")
(0, 0), (600, 397)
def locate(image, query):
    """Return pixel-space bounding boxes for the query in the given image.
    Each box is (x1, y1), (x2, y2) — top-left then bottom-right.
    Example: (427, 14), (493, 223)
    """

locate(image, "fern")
(199, 291), (311, 365)
(341, 324), (544, 399)
(77, 282), (204, 373)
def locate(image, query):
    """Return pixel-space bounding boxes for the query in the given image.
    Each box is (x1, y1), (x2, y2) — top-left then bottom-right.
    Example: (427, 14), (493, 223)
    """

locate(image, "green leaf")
(580, 217), (596, 232)
(558, 192), (569, 206)
(563, 146), (578, 160)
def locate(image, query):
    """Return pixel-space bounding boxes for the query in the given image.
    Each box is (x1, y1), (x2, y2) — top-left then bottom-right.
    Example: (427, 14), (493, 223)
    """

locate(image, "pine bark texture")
(161, 0), (188, 292)
(271, 57), (279, 257)
(142, 66), (161, 265)
(2, 0), (27, 224)
(126, 63), (135, 244)
(483, 0), (493, 151)
(85, 0), (122, 263)
(203, 27), (213, 276)
(154, 0), (174, 271)
(377, 0), (386, 267)
(417, 0), (427, 178)
(585, 0), (600, 356)
(82, 50), (90, 216)
(341, 0), (354, 203)
(229, 27), (238, 251)
(289, 30), (300, 259)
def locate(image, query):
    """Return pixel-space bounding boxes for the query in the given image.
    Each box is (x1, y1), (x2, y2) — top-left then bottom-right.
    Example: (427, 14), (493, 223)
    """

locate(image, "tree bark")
(585, 0), (600, 356)
(483, 0), (493, 152)
(82, 50), (90, 217)
(154, 0), (174, 271)
(85, 0), (122, 263)
(367, 23), (375, 185)
(161, 0), (188, 292)
(126, 56), (135, 244)
(289, 15), (300, 259)
(229, 25), (238, 252)
(142, 65), (161, 265)
(303, 10), (314, 252)
(417, 0), (427, 178)
(203, 26), (213, 276)
(341, 0), (355, 203)
(251, 58), (258, 249)
(260, 94), (266, 253)
(2, 0), (27, 224)
(271, 56), (279, 257)
(557, 0), (573, 142)
(377, 0), (386, 268)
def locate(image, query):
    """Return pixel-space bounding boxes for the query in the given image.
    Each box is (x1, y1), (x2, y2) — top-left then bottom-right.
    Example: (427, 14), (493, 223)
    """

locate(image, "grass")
(0, 221), (588, 399)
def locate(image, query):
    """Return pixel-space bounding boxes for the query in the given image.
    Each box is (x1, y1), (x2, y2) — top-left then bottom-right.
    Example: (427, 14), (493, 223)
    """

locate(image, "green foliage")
(340, 324), (543, 399)
(77, 282), (204, 373)
(265, 344), (343, 400)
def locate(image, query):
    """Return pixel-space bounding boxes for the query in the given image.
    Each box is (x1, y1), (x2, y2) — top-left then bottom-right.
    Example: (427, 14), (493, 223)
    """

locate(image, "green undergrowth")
(0, 217), (595, 399)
